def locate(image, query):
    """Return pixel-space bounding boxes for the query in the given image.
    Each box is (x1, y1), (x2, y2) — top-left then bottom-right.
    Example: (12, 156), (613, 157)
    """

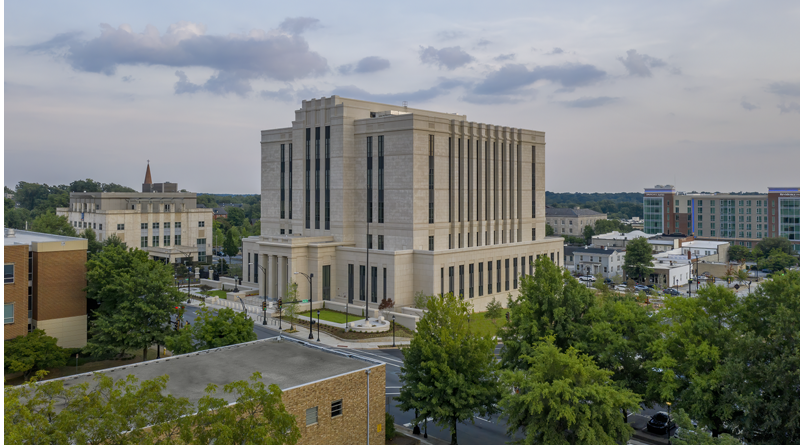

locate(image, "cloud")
(472, 63), (607, 95)
(560, 96), (619, 108)
(121, 75), (134, 82)
(494, 53), (515, 62)
(331, 79), (465, 104)
(419, 46), (474, 70)
(740, 98), (758, 111)
(767, 81), (800, 97)
(278, 17), (320, 35)
(438, 30), (465, 41)
(25, 21), (328, 95)
(547, 47), (564, 55)
(475, 39), (491, 47)
(777, 102), (800, 114)
(617, 49), (667, 77)
(339, 56), (391, 75)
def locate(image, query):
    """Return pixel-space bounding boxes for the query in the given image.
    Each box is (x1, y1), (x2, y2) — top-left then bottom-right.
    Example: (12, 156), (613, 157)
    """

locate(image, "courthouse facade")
(243, 97), (563, 308)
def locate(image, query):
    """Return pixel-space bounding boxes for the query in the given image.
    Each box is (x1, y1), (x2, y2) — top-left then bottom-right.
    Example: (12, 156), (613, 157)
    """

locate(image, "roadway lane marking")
(475, 417), (492, 422)
(347, 349), (405, 365)
(331, 349), (404, 369)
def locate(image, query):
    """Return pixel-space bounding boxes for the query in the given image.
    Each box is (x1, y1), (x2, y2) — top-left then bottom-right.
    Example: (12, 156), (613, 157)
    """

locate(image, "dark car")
(663, 288), (680, 296)
(647, 411), (675, 435)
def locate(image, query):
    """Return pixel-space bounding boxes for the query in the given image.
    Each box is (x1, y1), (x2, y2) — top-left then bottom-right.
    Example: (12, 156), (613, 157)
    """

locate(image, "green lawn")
(298, 309), (363, 324)
(199, 290), (228, 299)
(467, 311), (507, 338)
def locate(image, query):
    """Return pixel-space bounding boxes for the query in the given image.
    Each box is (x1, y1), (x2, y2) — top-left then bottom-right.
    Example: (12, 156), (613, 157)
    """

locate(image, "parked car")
(646, 411), (675, 435)
(614, 285), (628, 292)
(604, 278), (613, 284)
(761, 269), (772, 274)
(579, 276), (596, 282)
(663, 288), (680, 296)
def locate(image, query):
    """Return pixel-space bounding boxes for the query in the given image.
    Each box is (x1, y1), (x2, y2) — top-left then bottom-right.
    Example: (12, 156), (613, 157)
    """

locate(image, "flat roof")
(4, 229), (84, 247)
(682, 240), (728, 248)
(592, 230), (652, 240)
(51, 338), (380, 407)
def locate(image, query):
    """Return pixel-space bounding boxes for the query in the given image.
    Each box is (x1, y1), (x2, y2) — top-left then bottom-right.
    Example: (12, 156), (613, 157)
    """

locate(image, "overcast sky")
(4, 0), (799, 194)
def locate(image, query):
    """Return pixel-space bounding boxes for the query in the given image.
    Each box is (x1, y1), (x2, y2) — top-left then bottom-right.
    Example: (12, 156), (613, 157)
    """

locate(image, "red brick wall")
(33, 250), (87, 321)
(4, 244), (29, 340)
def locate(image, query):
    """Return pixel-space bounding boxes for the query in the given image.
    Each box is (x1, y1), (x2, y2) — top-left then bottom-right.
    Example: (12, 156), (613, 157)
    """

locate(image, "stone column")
(259, 253), (266, 297)
(268, 254), (276, 299)
(277, 256), (285, 299)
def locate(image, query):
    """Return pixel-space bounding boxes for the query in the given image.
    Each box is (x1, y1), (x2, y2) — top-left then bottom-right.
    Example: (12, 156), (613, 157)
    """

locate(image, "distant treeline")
(546, 192), (643, 220)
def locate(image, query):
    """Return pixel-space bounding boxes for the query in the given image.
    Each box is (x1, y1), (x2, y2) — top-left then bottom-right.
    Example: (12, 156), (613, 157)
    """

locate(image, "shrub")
(385, 412), (397, 440)
(378, 298), (395, 310)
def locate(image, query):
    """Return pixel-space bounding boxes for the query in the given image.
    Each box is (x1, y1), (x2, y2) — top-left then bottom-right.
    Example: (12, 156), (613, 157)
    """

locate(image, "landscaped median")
(279, 308), (415, 341)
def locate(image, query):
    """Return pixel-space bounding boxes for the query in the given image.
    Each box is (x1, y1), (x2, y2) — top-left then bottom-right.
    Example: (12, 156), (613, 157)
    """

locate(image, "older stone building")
(243, 96), (563, 309)
(4, 228), (88, 347)
(56, 163), (214, 264)
(545, 206), (607, 237)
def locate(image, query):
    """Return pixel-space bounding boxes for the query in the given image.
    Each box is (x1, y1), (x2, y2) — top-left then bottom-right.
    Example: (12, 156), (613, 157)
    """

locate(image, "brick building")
(49, 337), (386, 445)
(4, 228), (88, 347)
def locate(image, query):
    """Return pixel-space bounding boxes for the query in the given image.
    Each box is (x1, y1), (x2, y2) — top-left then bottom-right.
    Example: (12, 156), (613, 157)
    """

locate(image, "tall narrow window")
(458, 138), (462, 222)
(449, 266), (454, 295)
(322, 265), (330, 300)
(502, 143), (506, 221)
(485, 141), (490, 221)
(378, 235), (384, 250)
(469, 263), (474, 298)
(280, 144), (286, 219)
(367, 136), (373, 223)
(441, 268), (444, 297)
(467, 139), (472, 222)
(513, 258), (518, 289)
(378, 135), (384, 224)
(348, 264), (354, 302)
(383, 268), (387, 300)
(289, 143), (293, 219)
(359, 265), (366, 301)
(488, 261), (493, 294)
(497, 259), (502, 292)
(477, 138), (482, 222)
(315, 127), (320, 230)
(448, 137), (452, 223)
(505, 258), (510, 291)
(458, 265), (464, 299)
(325, 126), (330, 230)
(532, 145), (536, 218)
(429, 135), (434, 224)
(253, 254), (258, 284)
(493, 142), (498, 226)
(371, 266), (378, 303)
(478, 262), (484, 296)
(305, 128), (311, 229)
(429, 235), (434, 251)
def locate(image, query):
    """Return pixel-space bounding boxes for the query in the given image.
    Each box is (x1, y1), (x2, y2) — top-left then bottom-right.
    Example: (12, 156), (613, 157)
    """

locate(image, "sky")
(4, 0), (800, 194)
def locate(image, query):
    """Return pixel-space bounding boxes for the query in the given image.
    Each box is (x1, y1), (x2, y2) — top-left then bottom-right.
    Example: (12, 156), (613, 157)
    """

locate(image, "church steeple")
(144, 160), (152, 185)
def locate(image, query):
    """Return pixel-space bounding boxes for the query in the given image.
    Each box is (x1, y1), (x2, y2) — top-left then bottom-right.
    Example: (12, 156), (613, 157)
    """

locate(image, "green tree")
(223, 229), (239, 274)
(226, 206), (246, 226)
(764, 249), (797, 271)
(397, 293), (501, 445)
(499, 256), (595, 371)
(670, 410), (740, 445)
(499, 338), (641, 445)
(754, 237), (794, 257)
(30, 212), (77, 237)
(80, 227), (103, 259)
(102, 233), (126, 249)
(484, 297), (503, 326)
(166, 305), (256, 355)
(585, 294), (660, 417)
(582, 224), (595, 244)
(3, 330), (68, 381)
(593, 219), (634, 236)
(719, 271), (800, 443)
(283, 281), (299, 329)
(13, 181), (50, 211)
(622, 237), (654, 283)
(84, 245), (184, 361)
(213, 227), (225, 251)
(647, 285), (740, 437)
(3, 206), (31, 230)
(545, 223), (555, 236)
(727, 244), (751, 262)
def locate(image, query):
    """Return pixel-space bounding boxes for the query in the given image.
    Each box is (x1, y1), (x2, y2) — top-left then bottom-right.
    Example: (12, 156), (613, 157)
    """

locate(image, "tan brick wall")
(33, 250), (87, 321)
(4, 244), (29, 340)
(282, 364), (386, 445)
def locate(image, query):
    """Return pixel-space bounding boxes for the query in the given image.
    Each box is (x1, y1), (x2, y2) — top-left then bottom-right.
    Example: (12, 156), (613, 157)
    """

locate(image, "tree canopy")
(397, 292), (501, 445)
(84, 245), (184, 360)
(622, 237), (654, 283)
(30, 212), (77, 237)
(166, 305), (257, 355)
(3, 330), (68, 381)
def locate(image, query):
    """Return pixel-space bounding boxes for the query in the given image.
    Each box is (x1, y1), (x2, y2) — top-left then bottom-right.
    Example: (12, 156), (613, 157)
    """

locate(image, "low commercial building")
(49, 337), (386, 445)
(591, 230), (653, 248)
(546, 207), (607, 236)
(56, 163), (214, 264)
(4, 228), (88, 347)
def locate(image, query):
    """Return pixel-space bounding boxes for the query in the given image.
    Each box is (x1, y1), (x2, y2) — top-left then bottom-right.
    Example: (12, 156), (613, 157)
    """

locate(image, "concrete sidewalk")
(185, 297), (412, 350)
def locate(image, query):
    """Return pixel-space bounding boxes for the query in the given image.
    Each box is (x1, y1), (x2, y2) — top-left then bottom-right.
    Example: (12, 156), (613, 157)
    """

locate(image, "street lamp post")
(294, 271), (315, 340)
(250, 262), (269, 325)
(317, 309), (321, 342)
(392, 315), (396, 347)
(666, 401), (672, 444)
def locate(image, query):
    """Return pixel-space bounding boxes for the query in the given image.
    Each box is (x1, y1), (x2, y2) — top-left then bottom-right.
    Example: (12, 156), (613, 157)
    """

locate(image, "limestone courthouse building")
(242, 96), (563, 309)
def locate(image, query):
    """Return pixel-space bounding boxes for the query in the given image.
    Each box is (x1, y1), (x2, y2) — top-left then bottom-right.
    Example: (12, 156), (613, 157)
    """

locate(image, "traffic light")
(505, 312), (510, 322)
(173, 319), (180, 331)
(262, 301), (267, 311)
(278, 298), (283, 310)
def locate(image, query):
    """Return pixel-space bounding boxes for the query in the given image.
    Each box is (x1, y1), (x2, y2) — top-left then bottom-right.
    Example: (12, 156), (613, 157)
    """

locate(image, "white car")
(614, 285), (628, 291)
(579, 276), (596, 283)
